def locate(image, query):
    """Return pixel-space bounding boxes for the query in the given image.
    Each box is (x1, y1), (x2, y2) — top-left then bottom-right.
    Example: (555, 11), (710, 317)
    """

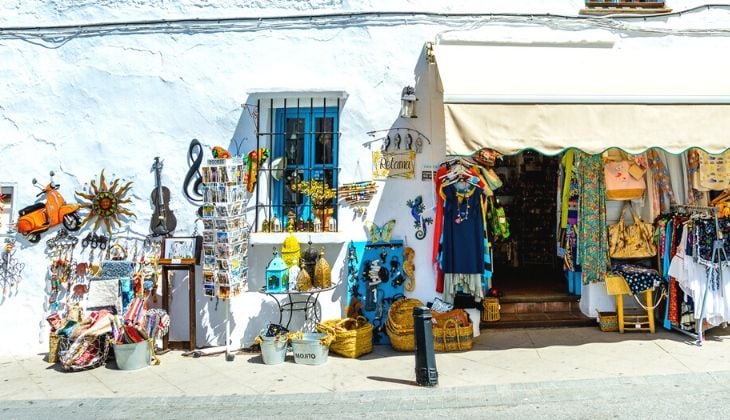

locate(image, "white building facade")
(1, 0), (729, 355)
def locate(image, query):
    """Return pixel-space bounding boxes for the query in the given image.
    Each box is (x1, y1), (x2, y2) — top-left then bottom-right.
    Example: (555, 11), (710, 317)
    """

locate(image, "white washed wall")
(1, 0), (729, 355)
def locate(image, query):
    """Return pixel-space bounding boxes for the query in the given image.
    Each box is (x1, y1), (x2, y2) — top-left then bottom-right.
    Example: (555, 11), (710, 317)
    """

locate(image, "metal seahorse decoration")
(406, 195), (433, 240)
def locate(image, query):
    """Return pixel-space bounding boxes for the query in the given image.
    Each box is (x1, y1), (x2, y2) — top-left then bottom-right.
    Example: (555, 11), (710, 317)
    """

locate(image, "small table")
(259, 284), (337, 330)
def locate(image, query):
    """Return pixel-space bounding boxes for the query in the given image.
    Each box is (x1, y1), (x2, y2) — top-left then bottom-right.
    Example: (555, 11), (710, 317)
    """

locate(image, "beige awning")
(435, 44), (730, 156)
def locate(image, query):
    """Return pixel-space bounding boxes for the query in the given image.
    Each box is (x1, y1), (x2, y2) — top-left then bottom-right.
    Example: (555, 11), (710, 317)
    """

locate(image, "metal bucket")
(291, 333), (329, 366)
(260, 335), (288, 365)
(113, 341), (151, 370)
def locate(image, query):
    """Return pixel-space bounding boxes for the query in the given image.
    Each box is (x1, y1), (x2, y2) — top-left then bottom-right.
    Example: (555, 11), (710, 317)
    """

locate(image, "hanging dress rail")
(665, 204), (728, 345)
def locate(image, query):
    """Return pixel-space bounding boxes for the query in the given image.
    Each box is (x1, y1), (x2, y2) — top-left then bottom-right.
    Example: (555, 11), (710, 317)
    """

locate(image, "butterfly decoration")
(365, 219), (396, 243)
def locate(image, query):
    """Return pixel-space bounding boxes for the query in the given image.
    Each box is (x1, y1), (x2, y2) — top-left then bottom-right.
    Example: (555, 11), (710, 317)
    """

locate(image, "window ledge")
(249, 231), (347, 245)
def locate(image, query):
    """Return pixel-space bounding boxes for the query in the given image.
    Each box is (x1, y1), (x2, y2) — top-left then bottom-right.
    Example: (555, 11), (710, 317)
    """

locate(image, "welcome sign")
(372, 150), (416, 180)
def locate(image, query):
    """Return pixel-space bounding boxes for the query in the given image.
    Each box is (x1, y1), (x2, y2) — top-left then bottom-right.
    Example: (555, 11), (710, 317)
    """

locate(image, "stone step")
(480, 311), (596, 329)
(499, 300), (582, 314)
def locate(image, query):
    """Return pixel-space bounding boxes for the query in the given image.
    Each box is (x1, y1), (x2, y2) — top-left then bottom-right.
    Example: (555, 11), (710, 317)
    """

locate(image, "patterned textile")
(694, 218), (730, 263)
(646, 149), (677, 213)
(697, 150), (730, 191)
(577, 153), (610, 284)
(613, 263), (662, 295)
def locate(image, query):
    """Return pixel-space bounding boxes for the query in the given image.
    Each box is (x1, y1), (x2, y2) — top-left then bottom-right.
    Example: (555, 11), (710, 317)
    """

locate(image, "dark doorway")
(490, 150), (566, 299)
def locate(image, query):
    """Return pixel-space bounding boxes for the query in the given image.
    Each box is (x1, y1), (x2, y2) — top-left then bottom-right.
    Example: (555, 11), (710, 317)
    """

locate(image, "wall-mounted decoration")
(339, 181), (377, 217)
(364, 128), (431, 154)
(347, 240), (405, 345)
(183, 139), (205, 207)
(245, 147), (270, 193)
(403, 246), (415, 292)
(75, 170), (134, 236)
(365, 219), (396, 244)
(406, 195), (433, 240)
(1, 237), (24, 298)
(372, 150), (416, 180)
(17, 172), (81, 243)
(150, 157), (177, 237)
(0, 183), (17, 232)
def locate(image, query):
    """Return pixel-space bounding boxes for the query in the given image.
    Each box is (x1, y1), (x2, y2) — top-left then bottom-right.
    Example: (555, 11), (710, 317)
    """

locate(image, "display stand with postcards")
(200, 157), (250, 360)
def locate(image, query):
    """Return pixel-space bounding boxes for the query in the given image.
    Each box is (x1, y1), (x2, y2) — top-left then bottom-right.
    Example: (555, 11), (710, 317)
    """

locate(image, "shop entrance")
(490, 150), (567, 299)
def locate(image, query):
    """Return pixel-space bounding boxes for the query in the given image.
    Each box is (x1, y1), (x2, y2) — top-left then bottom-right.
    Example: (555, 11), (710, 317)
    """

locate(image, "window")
(580, 1), (670, 15)
(252, 97), (341, 232)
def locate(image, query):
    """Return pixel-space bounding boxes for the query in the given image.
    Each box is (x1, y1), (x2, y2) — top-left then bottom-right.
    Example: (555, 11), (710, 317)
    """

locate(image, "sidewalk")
(2, 326), (730, 401)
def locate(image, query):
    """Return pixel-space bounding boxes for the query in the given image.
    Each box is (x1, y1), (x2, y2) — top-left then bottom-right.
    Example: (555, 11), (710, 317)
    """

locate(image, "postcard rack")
(201, 157), (250, 299)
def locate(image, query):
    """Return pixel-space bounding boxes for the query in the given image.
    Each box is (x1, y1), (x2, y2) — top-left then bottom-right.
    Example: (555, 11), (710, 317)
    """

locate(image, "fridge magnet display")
(75, 170), (135, 235)
(406, 195), (432, 240)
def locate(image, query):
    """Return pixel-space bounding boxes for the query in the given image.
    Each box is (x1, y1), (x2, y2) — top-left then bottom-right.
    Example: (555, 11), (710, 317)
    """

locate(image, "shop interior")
(490, 150), (566, 299)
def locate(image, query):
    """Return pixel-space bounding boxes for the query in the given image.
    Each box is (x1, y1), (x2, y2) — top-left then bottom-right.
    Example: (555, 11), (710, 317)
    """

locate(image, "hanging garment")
(577, 153), (610, 284)
(443, 273), (484, 303)
(646, 149), (677, 214)
(440, 183), (486, 275)
(697, 150), (730, 191)
(669, 221), (730, 326)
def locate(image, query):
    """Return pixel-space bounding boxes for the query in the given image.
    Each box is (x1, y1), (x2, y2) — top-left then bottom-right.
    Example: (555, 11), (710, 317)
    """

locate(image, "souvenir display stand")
(347, 239), (405, 345)
(200, 157), (250, 360)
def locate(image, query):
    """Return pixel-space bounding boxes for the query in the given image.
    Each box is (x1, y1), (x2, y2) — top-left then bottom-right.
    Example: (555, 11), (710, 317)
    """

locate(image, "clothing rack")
(669, 204), (726, 346)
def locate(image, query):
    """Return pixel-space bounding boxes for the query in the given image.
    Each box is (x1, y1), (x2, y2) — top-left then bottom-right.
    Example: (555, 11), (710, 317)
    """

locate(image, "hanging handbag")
(607, 202), (657, 259)
(604, 160), (646, 201)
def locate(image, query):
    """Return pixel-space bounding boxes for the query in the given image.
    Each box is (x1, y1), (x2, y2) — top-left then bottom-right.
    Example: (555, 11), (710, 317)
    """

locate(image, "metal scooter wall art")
(16, 171), (81, 243)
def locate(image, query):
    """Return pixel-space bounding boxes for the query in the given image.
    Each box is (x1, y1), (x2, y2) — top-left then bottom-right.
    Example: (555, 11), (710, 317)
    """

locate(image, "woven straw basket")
(432, 318), (474, 352)
(596, 310), (619, 332)
(316, 316), (373, 358)
(481, 297), (500, 322)
(385, 298), (423, 351)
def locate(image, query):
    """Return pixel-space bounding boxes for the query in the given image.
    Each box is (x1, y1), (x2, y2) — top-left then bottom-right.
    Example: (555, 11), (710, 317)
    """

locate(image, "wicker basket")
(388, 297), (424, 330)
(481, 297), (501, 322)
(596, 310), (619, 332)
(316, 316), (373, 359)
(386, 311), (416, 352)
(433, 318), (474, 352)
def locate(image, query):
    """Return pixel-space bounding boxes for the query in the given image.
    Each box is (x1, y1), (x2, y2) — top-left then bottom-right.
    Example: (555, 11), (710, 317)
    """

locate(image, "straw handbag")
(607, 202), (657, 259)
(316, 316), (373, 358)
(432, 318), (474, 352)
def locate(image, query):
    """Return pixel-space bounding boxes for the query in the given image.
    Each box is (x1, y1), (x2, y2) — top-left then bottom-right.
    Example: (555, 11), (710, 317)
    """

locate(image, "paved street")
(3, 326), (730, 419)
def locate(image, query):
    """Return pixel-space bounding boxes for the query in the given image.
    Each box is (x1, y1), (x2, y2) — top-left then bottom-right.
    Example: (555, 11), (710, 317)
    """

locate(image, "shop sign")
(372, 150), (416, 180)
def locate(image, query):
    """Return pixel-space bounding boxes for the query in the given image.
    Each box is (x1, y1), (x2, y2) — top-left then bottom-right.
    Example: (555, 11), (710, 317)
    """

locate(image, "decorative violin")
(150, 157), (177, 236)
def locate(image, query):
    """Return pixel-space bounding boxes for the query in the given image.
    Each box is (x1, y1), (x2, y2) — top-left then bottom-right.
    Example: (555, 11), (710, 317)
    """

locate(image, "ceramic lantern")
(265, 248), (289, 293)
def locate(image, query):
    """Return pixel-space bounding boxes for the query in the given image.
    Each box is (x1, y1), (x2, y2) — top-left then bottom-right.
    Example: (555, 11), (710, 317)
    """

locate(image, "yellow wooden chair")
(605, 273), (655, 333)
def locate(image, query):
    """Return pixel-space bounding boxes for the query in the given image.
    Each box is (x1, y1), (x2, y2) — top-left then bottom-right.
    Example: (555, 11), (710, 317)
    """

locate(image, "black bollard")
(413, 306), (438, 387)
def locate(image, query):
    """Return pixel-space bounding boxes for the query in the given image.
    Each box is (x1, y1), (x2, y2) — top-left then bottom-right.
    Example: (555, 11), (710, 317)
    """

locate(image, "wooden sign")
(372, 150), (416, 180)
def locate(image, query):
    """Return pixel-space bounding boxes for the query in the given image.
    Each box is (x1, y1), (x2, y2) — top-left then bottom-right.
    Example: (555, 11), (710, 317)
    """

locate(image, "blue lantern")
(266, 247), (289, 293)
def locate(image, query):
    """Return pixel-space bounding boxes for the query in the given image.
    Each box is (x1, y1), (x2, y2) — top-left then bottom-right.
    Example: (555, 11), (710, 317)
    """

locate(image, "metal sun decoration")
(75, 170), (135, 235)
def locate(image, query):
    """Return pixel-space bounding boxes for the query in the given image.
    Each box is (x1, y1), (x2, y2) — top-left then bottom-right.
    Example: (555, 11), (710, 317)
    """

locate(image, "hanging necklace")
(455, 186), (474, 224)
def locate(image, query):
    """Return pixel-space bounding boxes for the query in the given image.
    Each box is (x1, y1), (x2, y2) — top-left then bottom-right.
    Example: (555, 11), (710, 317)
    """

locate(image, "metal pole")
(413, 306), (438, 386)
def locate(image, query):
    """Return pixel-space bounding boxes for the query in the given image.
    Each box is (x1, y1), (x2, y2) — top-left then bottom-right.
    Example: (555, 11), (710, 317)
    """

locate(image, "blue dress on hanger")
(441, 183), (485, 274)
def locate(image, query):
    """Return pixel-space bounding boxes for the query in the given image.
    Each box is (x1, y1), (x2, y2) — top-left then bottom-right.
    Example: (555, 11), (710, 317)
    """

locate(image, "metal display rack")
(200, 157), (251, 360)
(669, 204), (727, 346)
